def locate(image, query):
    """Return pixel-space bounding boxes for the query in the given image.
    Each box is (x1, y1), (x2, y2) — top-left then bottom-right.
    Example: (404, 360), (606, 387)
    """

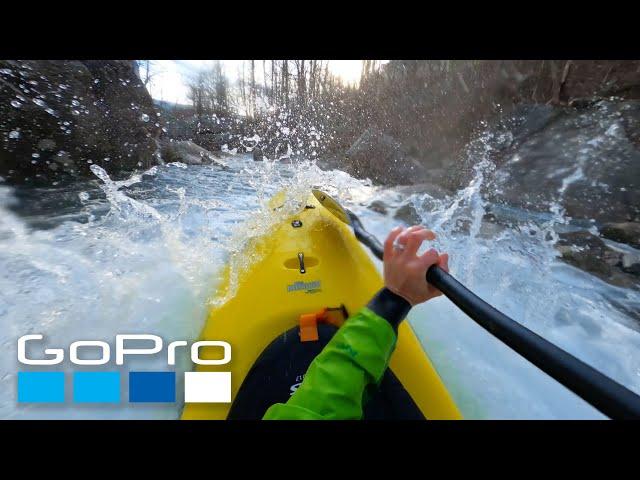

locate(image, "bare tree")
(135, 60), (157, 86)
(238, 62), (247, 115)
(271, 60), (278, 105)
(309, 60), (317, 100)
(262, 60), (268, 103)
(282, 60), (289, 108)
(249, 60), (256, 118)
(186, 63), (230, 117)
(294, 60), (307, 107)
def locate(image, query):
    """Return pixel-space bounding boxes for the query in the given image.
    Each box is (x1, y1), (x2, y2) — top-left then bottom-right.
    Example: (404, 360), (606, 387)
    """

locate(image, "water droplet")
(10, 100), (21, 108)
(33, 98), (46, 107)
(8, 130), (20, 139)
(78, 191), (89, 201)
(71, 99), (80, 107)
(141, 113), (149, 122)
(32, 153), (40, 158)
(72, 110), (80, 116)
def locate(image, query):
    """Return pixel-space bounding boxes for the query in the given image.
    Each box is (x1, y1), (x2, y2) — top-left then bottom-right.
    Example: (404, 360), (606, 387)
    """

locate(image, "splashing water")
(0, 155), (373, 419)
(345, 128), (640, 419)
(1, 144), (639, 419)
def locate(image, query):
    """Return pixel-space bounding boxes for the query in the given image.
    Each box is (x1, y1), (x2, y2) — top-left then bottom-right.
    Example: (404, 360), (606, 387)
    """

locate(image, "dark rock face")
(486, 101), (640, 226)
(601, 222), (640, 249)
(367, 200), (389, 215)
(159, 140), (228, 168)
(252, 147), (264, 161)
(0, 60), (161, 184)
(395, 182), (451, 199)
(393, 203), (421, 225)
(557, 231), (639, 289)
(345, 60), (640, 190)
(344, 127), (426, 185)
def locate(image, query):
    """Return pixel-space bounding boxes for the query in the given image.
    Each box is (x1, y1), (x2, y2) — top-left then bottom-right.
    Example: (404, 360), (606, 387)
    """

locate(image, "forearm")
(263, 288), (410, 420)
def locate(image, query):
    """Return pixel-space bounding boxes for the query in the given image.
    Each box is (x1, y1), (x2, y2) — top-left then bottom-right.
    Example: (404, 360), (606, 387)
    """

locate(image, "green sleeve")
(262, 307), (397, 420)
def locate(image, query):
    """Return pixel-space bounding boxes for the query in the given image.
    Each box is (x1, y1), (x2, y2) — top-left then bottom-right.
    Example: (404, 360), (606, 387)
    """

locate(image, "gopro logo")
(16, 334), (232, 404)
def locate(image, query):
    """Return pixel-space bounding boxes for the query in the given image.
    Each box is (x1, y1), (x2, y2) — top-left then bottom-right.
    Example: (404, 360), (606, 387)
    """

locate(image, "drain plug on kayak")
(292, 220), (302, 228)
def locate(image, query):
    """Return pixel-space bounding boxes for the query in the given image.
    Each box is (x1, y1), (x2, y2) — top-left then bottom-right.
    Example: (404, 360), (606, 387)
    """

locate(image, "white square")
(184, 372), (231, 403)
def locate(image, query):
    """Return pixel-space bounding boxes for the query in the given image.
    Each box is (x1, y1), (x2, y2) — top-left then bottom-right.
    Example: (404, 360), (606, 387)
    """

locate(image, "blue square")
(73, 372), (120, 403)
(129, 372), (175, 403)
(18, 372), (65, 403)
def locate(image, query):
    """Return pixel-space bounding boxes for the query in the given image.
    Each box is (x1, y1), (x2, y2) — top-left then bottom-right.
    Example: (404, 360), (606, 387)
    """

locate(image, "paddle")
(312, 189), (640, 419)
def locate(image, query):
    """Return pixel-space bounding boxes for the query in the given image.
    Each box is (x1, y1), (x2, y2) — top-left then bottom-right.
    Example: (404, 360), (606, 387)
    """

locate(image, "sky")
(145, 60), (383, 106)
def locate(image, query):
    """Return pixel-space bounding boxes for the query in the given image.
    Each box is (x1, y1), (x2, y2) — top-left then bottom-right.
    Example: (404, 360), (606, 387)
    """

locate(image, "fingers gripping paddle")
(312, 189), (640, 419)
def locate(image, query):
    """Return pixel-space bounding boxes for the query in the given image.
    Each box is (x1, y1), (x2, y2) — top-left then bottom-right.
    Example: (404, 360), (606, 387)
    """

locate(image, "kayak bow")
(181, 190), (462, 420)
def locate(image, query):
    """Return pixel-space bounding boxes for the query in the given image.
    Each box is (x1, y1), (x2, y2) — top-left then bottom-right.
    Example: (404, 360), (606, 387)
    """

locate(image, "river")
(1, 147), (639, 419)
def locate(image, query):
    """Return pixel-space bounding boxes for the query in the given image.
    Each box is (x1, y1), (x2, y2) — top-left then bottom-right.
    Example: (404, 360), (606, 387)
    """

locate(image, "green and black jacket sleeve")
(263, 288), (410, 420)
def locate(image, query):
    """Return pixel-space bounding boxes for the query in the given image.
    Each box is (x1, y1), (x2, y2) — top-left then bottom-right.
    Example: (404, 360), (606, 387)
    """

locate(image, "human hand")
(382, 225), (449, 306)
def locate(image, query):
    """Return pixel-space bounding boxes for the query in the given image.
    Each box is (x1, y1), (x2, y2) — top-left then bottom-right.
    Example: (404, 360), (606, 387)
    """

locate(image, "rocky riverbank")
(337, 60), (640, 190)
(2, 59), (639, 290)
(0, 60), (162, 184)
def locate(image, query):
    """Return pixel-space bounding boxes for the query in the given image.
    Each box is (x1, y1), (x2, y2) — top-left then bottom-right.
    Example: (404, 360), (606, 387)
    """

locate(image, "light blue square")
(73, 372), (120, 403)
(18, 372), (65, 403)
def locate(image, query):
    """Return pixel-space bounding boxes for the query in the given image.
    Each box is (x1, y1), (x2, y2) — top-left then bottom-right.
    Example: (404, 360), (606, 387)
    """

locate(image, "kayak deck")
(181, 192), (461, 420)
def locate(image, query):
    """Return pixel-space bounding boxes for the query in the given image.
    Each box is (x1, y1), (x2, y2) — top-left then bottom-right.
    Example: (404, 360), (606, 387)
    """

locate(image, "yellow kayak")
(181, 190), (461, 420)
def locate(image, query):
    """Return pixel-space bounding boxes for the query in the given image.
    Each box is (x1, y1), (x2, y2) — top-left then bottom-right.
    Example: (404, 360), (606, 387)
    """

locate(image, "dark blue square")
(129, 372), (175, 403)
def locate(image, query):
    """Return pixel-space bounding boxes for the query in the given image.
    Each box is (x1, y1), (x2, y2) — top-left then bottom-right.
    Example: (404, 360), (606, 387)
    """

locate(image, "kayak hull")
(181, 192), (461, 420)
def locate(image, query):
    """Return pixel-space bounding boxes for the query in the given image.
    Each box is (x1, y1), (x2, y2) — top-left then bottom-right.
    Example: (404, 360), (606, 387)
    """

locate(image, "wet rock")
(348, 61), (640, 192)
(36, 138), (57, 151)
(557, 231), (639, 289)
(367, 200), (389, 215)
(344, 127), (426, 186)
(394, 203), (421, 225)
(622, 252), (640, 275)
(600, 222), (640, 249)
(160, 140), (227, 168)
(620, 100), (640, 150)
(557, 232), (616, 274)
(568, 98), (600, 110)
(0, 60), (161, 185)
(395, 181), (451, 199)
(316, 154), (341, 171)
(488, 100), (640, 225)
(252, 147), (264, 161)
(478, 215), (507, 238)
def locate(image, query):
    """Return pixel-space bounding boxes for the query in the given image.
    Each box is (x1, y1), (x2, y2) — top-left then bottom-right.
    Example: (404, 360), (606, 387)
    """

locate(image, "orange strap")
(298, 307), (347, 342)
(299, 311), (322, 342)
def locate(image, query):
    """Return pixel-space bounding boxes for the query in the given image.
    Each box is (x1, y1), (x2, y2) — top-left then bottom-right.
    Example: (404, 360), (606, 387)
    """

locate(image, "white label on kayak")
(290, 375), (304, 395)
(287, 280), (321, 293)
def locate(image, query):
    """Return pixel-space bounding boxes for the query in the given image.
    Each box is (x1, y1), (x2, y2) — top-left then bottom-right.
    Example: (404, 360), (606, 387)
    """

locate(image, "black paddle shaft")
(346, 210), (640, 419)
